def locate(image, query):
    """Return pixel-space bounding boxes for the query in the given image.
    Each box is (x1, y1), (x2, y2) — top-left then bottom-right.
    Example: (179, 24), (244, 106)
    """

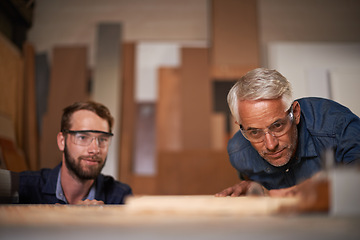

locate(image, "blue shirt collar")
(55, 168), (96, 203)
(296, 115), (318, 160)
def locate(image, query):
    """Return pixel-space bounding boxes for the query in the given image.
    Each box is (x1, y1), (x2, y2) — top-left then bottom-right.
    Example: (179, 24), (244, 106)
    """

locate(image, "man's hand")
(269, 173), (330, 212)
(215, 181), (267, 197)
(268, 185), (298, 197)
(268, 172), (326, 197)
(75, 199), (105, 205)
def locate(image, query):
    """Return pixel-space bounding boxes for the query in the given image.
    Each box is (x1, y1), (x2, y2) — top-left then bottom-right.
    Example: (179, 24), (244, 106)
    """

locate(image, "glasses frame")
(239, 105), (294, 143)
(62, 130), (114, 148)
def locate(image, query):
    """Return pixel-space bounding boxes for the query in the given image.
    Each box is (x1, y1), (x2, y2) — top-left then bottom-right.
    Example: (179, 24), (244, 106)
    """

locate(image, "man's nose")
(263, 132), (278, 150)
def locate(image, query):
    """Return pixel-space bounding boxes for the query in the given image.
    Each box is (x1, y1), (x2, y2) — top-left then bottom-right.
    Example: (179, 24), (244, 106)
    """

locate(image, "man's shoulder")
(18, 165), (61, 203)
(297, 97), (359, 128)
(297, 97), (354, 114)
(20, 167), (53, 182)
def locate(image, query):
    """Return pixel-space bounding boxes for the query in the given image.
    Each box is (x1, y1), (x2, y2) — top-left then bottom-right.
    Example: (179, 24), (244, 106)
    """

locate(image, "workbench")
(1, 195), (359, 240)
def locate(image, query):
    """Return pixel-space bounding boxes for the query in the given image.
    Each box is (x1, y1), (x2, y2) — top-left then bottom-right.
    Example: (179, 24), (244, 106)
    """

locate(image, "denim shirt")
(55, 168), (96, 203)
(19, 163), (132, 204)
(227, 97), (360, 190)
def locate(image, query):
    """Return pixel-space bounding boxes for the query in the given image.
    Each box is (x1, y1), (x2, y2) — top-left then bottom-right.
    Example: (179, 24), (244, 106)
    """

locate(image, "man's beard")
(64, 144), (106, 180)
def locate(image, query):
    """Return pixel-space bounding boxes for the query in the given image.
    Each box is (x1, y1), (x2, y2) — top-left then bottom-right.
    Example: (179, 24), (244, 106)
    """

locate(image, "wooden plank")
(0, 33), (23, 146)
(0, 196), (301, 226)
(126, 195), (300, 216)
(157, 67), (182, 151)
(0, 115), (27, 171)
(0, 33), (27, 172)
(211, 113), (226, 150)
(22, 43), (39, 170)
(210, 0), (259, 79)
(0, 138), (27, 172)
(180, 48), (212, 149)
(211, 64), (258, 80)
(119, 42), (136, 183)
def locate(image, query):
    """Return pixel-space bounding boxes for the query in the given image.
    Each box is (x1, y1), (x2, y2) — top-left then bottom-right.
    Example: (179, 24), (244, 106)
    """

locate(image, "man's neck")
(60, 164), (94, 204)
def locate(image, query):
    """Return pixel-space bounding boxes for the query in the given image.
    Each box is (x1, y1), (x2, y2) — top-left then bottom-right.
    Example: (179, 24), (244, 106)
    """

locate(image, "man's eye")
(248, 129), (261, 137)
(77, 135), (89, 141)
(270, 121), (285, 131)
(99, 137), (109, 143)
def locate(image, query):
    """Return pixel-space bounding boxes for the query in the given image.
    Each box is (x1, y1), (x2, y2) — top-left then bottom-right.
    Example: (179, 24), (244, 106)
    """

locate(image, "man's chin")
(265, 157), (290, 167)
(74, 164), (101, 180)
(78, 171), (100, 180)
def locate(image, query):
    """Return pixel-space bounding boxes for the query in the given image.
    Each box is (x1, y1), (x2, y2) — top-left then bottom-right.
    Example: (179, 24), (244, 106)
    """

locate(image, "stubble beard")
(260, 126), (298, 167)
(64, 144), (106, 180)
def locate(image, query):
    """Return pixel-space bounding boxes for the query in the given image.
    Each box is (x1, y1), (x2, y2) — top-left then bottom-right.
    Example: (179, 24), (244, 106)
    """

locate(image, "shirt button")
(285, 168), (289, 173)
(266, 167), (271, 172)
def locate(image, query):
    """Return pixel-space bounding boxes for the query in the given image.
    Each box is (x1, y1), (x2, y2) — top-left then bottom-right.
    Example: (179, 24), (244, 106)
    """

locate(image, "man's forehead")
(70, 110), (109, 131)
(238, 99), (287, 126)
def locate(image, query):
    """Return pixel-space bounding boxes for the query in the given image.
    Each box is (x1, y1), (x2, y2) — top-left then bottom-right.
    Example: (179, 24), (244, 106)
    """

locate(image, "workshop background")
(1, 0), (360, 195)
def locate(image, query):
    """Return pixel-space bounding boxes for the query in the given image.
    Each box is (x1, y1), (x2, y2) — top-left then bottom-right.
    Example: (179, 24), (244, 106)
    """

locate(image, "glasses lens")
(97, 135), (112, 147)
(73, 133), (92, 146)
(242, 129), (263, 142)
(240, 109), (293, 143)
(268, 119), (291, 136)
(71, 132), (112, 147)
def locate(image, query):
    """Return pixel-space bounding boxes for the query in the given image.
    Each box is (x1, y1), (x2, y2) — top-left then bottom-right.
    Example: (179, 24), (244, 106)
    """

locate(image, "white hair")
(227, 68), (293, 122)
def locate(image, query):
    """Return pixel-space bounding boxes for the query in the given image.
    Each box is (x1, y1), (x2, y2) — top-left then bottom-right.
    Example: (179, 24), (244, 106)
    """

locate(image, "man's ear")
(293, 101), (301, 125)
(57, 132), (65, 151)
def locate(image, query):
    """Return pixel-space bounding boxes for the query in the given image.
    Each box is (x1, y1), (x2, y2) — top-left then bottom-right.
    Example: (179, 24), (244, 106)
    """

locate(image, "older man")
(216, 68), (360, 197)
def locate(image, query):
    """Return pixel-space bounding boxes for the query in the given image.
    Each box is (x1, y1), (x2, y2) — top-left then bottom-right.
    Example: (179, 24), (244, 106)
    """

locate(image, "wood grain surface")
(0, 195), (300, 226)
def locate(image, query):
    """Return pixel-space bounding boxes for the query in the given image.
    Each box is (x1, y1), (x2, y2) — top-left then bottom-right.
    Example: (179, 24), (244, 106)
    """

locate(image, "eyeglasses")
(239, 106), (294, 143)
(62, 130), (113, 148)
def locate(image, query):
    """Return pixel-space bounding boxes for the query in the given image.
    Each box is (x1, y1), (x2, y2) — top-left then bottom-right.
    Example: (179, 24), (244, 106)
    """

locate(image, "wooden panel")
(157, 150), (239, 195)
(129, 175), (157, 196)
(40, 46), (89, 169)
(0, 115), (27, 171)
(119, 42), (136, 183)
(210, 113), (226, 150)
(0, 33), (27, 172)
(211, 65), (258, 80)
(0, 138), (27, 172)
(210, 0), (259, 79)
(0, 33), (24, 146)
(181, 48), (212, 149)
(0, 113), (16, 142)
(22, 43), (39, 170)
(157, 67), (182, 151)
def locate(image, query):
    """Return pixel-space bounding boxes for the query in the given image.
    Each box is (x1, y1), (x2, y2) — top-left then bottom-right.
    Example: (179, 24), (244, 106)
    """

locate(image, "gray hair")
(227, 68), (293, 122)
